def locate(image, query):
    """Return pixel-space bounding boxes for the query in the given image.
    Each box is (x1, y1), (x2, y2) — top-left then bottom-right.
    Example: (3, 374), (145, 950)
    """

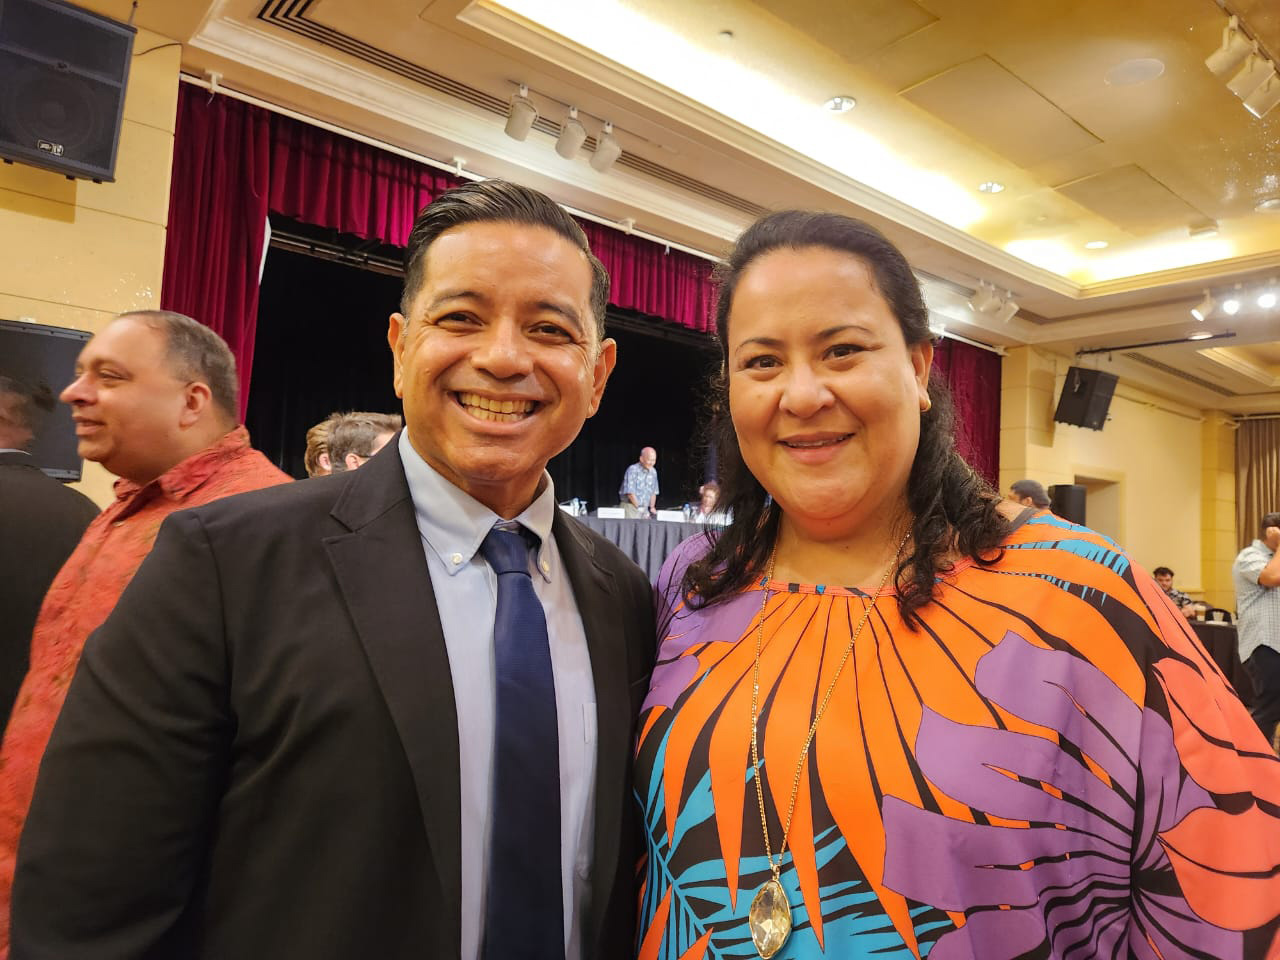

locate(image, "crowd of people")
(0, 179), (1277, 959)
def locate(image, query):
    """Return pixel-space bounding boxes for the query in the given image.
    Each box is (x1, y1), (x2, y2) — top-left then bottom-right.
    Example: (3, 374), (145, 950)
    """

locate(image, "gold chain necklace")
(746, 532), (910, 959)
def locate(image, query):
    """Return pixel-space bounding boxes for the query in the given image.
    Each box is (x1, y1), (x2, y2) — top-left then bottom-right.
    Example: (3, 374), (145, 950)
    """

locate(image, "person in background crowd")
(12, 181), (655, 960)
(0, 311), (289, 954)
(303, 411), (341, 477)
(1232, 512), (1280, 751)
(1008, 477), (1051, 509)
(688, 480), (728, 526)
(1153, 565), (1201, 620)
(635, 210), (1280, 958)
(328, 411), (402, 472)
(620, 446), (659, 518)
(0, 375), (98, 729)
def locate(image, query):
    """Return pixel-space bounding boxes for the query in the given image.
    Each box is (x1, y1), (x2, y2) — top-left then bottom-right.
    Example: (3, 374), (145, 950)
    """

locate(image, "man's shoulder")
(0, 460), (97, 513)
(181, 470), (355, 533)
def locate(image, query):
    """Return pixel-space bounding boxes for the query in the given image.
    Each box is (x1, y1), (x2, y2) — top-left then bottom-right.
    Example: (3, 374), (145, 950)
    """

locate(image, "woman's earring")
(920, 396), (932, 412)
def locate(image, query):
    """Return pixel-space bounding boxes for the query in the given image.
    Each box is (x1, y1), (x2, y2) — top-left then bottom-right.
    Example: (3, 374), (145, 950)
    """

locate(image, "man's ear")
(180, 381), (214, 427)
(388, 312), (407, 399)
(587, 337), (618, 418)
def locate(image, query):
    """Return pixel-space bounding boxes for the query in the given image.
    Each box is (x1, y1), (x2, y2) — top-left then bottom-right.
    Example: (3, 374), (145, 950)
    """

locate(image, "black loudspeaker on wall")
(1049, 484), (1086, 527)
(1053, 366), (1118, 431)
(0, 0), (135, 182)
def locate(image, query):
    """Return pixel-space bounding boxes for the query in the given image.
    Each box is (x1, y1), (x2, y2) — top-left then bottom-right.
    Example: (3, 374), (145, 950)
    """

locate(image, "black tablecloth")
(1190, 620), (1253, 707)
(575, 516), (712, 582)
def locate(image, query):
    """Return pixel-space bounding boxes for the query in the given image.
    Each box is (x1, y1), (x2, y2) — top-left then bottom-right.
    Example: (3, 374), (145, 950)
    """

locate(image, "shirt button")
(451, 553), (463, 565)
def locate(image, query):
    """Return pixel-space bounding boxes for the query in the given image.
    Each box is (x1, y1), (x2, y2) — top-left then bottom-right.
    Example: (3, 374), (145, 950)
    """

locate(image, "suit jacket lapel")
(324, 444), (462, 951)
(553, 511), (628, 954)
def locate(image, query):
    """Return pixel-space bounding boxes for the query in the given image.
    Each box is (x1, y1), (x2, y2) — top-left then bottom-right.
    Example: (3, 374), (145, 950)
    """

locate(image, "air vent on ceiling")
(1122, 352), (1235, 396)
(257, 0), (769, 218)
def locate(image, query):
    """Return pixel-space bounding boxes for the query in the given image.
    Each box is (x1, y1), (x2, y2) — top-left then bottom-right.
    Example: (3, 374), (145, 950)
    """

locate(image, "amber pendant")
(748, 877), (792, 958)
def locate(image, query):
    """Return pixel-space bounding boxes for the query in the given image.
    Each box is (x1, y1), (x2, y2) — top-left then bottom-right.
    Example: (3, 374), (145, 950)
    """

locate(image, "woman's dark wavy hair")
(682, 210), (1006, 627)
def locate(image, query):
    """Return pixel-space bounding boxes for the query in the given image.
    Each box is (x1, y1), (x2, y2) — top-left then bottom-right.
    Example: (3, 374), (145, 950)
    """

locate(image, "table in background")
(575, 516), (713, 582)
(1190, 620), (1253, 708)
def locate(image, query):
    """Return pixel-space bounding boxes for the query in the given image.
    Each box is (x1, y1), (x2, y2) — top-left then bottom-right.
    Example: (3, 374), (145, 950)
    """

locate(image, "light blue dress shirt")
(1233, 538), (1280, 663)
(398, 430), (596, 960)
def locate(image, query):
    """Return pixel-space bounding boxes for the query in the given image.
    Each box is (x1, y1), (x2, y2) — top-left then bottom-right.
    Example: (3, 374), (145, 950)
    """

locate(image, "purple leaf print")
(881, 631), (1240, 960)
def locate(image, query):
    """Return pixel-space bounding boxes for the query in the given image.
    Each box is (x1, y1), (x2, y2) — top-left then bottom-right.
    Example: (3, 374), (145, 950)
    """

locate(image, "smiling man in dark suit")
(12, 180), (656, 960)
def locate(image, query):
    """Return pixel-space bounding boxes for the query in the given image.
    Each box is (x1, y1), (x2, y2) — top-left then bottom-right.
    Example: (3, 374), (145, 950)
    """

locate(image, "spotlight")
(504, 84), (537, 141)
(1227, 52), (1272, 99)
(1244, 71), (1280, 118)
(1188, 331), (1214, 341)
(1257, 291), (1277, 309)
(590, 122), (622, 172)
(1190, 291), (1214, 321)
(1222, 296), (1241, 315)
(555, 107), (587, 158)
(969, 281), (1000, 313)
(1205, 16), (1253, 77)
(993, 296), (1019, 324)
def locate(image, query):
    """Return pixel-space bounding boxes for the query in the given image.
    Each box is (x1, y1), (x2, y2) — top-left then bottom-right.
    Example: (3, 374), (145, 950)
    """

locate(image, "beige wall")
(1000, 347), (1233, 604)
(0, 31), (181, 506)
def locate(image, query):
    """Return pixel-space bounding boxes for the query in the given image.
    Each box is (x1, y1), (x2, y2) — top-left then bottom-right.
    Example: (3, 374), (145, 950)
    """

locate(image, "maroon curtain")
(578, 222), (716, 333)
(162, 84), (270, 419)
(933, 338), (1001, 487)
(267, 116), (465, 246)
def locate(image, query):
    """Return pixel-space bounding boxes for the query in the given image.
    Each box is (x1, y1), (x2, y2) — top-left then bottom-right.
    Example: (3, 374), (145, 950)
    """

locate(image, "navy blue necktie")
(480, 525), (564, 960)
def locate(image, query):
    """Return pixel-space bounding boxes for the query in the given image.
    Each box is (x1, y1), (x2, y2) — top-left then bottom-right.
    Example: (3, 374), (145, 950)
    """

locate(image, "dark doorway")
(246, 232), (718, 509)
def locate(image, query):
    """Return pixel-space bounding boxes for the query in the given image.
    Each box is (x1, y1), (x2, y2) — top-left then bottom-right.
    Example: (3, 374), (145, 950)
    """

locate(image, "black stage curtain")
(247, 245), (718, 508)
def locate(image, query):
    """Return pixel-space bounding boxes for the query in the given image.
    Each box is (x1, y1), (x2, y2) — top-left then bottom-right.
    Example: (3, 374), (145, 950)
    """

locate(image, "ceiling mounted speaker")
(0, 0), (135, 182)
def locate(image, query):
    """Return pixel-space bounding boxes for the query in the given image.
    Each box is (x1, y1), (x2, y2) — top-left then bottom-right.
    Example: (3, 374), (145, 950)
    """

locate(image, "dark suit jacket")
(12, 441), (656, 960)
(0, 453), (98, 727)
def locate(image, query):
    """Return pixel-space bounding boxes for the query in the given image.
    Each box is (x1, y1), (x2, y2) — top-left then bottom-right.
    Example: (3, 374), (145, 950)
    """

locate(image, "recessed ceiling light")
(978, 181), (1005, 194)
(718, 29), (734, 40)
(824, 95), (856, 112)
(1084, 240), (1109, 249)
(1105, 58), (1166, 86)
(1257, 197), (1280, 212)
(1222, 296), (1241, 315)
(1188, 220), (1220, 239)
(1188, 331), (1214, 340)
(1258, 291), (1278, 308)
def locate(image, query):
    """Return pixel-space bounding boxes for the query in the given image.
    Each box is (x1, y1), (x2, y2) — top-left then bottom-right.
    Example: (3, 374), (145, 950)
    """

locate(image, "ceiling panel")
(900, 56), (1101, 169)
(1054, 164), (1205, 235)
(753, 0), (938, 62)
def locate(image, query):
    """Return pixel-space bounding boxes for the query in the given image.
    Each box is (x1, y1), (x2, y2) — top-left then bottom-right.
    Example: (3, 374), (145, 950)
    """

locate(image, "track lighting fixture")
(555, 107), (587, 158)
(1190, 291), (1215, 321)
(968, 282), (1018, 322)
(968, 281), (1001, 314)
(504, 84), (537, 141)
(590, 122), (622, 172)
(1204, 13), (1279, 118)
(1244, 71), (1280, 118)
(1205, 16), (1253, 77)
(1227, 51), (1273, 99)
(992, 297), (1019, 324)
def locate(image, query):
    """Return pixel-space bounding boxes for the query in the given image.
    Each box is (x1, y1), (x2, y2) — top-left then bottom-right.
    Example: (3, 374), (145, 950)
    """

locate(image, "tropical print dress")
(635, 512), (1280, 960)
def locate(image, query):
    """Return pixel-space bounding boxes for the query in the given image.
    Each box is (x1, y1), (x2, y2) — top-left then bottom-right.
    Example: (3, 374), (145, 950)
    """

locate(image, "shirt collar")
(112, 426), (253, 504)
(0, 448), (29, 456)
(1253, 539), (1276, 557)
(398, 429), (557, 582)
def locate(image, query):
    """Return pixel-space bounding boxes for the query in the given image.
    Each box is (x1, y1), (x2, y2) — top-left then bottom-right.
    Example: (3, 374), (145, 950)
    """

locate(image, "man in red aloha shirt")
(0, 310), (289, 953)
